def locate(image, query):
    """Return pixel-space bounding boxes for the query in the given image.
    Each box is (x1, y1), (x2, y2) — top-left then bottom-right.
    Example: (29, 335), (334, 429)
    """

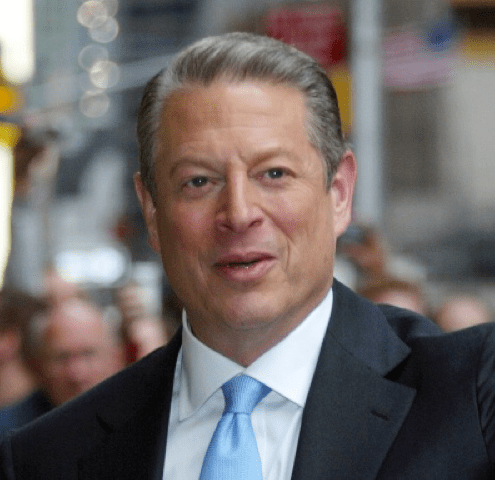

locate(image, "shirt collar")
(179, 288), (333, 420)
(180, 315), (243, 420)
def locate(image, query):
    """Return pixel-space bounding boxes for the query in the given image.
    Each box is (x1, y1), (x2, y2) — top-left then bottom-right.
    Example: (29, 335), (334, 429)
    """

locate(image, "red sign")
(265, 4), (347, 67)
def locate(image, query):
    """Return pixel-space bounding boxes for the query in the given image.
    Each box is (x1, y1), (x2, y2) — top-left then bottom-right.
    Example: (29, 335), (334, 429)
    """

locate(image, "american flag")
(383, 26), (455, 89)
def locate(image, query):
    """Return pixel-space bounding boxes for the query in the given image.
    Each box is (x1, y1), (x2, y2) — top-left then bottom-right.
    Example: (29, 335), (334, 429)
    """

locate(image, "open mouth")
(226, 259), (261, 268)
(214, 253), (276, 281)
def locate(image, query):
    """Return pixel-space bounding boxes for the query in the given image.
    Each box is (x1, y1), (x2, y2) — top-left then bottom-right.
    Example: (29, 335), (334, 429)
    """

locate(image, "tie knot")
(222, 375), (270, 414)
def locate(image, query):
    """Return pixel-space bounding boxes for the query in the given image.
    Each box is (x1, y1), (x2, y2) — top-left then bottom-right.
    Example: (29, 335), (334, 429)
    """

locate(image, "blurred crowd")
(0, 126), (185, 436)
(337, 224), (494, 332)
(0, 269), (181, 436)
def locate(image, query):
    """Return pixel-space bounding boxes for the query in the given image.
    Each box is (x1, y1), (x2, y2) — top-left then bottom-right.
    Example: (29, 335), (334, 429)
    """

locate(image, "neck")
(217, 326), (293, 367)
(188, 294), (328, 367)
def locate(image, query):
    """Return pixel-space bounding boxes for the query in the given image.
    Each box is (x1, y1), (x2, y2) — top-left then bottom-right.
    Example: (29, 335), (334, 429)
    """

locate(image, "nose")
(63, 352), (92, 384)
(216, 172), (263, 233)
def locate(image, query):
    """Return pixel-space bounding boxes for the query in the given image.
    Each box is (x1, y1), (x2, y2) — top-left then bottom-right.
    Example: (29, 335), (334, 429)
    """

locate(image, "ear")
(331, 151), (357, 237)
(133, 172), (161, 253)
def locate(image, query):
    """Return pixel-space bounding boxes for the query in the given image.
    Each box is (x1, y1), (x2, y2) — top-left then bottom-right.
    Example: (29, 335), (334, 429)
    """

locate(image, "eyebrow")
(168, 157), (217, 178)
(252, 146), (300, 164)
(167, 146), (300, 177)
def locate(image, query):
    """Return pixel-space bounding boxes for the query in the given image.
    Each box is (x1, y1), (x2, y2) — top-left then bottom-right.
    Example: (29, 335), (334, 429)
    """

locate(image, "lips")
(222, 259), (260, 268)
(214, 252), (276, 282)
(216, 252), (271, 266)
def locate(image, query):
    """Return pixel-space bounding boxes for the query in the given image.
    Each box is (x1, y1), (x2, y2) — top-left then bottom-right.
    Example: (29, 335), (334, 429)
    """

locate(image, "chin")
(216, 295), (289, 330)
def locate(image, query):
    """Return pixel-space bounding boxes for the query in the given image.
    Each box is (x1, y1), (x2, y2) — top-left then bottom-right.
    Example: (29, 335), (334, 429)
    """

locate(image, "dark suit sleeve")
(478, 325), (495, 465)
(0, 434), (15, 480)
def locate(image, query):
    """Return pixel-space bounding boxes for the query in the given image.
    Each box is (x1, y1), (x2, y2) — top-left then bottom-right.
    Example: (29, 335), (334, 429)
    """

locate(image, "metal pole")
(351, 0), (384, 227)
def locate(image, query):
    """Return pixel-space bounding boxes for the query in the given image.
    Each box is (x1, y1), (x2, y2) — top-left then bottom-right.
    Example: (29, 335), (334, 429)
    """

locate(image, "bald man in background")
(435, 294), (493, 332)
(0, 297), (125, 435)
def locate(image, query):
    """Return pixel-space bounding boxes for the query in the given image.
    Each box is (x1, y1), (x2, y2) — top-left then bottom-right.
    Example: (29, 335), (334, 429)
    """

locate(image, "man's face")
(136, 80), (356, 363)
(38, 300), (123, 406)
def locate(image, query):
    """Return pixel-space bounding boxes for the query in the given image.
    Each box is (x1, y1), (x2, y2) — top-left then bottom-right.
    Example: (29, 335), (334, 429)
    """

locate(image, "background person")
(115, 280), (177, 363)
(435, 293), (493, 332)
(0, 297), (125, 435)
(357, 276), (428, 316)
(0, 290), (47, 408)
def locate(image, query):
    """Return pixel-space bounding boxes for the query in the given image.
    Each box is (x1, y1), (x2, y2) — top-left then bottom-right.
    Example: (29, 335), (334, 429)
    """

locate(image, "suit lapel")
(77, 330), (182, 480)
(291, 281), (416, 480)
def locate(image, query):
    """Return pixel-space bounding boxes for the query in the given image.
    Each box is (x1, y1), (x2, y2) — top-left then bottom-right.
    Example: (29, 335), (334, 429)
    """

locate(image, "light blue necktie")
(199, 375), (271, 480)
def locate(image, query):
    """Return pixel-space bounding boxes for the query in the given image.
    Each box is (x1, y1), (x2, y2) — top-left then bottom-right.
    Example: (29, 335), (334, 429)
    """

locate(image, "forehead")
(156, 80), (310, 159)
(165, 78), (305, 109)
(42, 307), (108, 350)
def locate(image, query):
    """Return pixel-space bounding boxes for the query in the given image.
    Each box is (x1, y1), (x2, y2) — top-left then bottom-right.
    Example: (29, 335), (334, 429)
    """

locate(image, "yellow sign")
(0, 122), (20, 148)
(0, 84), (21, 114)
(328, 64), (352, 135)
(460, 31), (495, 62)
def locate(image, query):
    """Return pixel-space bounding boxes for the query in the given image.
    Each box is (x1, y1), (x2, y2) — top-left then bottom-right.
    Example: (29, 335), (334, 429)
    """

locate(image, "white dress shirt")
(163, 288), (333, 480)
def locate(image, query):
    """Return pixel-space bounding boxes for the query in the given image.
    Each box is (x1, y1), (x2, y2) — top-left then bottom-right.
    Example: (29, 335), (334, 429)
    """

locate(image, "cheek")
(270, 192), (335, 282)
(175, 206), (212, 248)
(269, 191), (333, 245)
(157, 204), (213, 271)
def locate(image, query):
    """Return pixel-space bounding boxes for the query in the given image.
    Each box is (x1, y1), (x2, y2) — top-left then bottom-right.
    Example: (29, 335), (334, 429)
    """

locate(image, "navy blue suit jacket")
(1, 280), (495, 479)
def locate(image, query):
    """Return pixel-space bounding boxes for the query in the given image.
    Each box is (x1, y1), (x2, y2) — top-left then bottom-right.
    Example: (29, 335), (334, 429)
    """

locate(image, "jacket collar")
(291, 280), (416, 480)
(328, 279), (411, 375)
(77, 331), (182, 480)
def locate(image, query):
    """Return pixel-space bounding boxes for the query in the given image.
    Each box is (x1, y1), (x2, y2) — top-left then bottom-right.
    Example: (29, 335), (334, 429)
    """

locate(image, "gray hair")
(137, 31), (346, 201)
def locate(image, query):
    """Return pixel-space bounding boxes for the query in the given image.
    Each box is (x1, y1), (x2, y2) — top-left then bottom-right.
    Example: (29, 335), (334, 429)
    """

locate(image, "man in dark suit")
(1, 32), (495, 479)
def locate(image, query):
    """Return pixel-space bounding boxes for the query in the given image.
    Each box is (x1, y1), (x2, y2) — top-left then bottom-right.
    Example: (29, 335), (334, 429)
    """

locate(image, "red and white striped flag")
(383, 27), (455, 89)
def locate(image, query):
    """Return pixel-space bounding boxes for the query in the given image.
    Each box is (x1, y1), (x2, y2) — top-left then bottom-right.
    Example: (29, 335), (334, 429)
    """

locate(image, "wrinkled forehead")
(155, 80), (313, 161)
(158, 79), (312, 144)
(154, 79), (325, 179)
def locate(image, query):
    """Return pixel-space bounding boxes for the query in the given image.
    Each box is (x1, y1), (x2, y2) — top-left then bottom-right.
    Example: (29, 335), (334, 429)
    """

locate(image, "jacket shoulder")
(1, 331), (182, 478)
(379, 301), (495, 355)
(378, 303), (443, 342)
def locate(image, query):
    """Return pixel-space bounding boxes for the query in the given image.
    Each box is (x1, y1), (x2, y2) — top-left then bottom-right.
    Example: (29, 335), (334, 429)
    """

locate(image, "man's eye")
(186, 176), (209, 188)
(265, 168), (285, 179)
